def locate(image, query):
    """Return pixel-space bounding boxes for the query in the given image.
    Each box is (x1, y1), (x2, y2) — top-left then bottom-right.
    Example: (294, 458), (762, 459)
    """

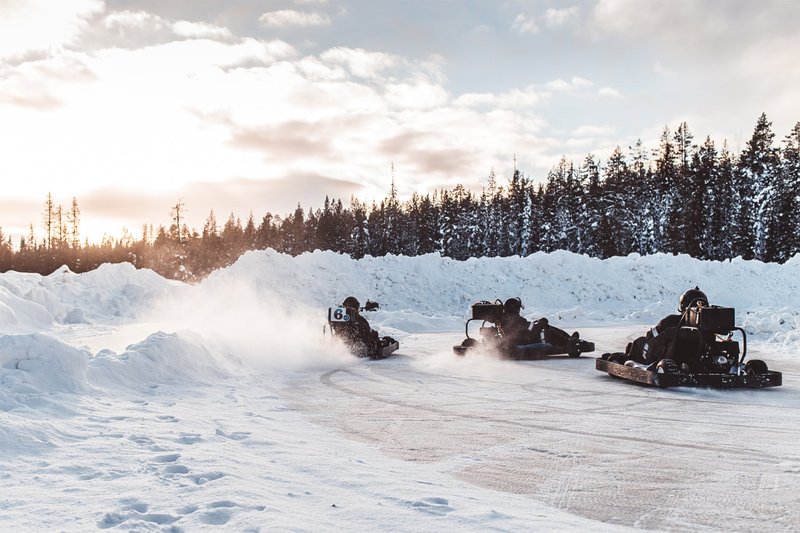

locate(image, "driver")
(625, 286), (709, 364)
(497, 297), (574, 347)
(338, 296), (380, 354)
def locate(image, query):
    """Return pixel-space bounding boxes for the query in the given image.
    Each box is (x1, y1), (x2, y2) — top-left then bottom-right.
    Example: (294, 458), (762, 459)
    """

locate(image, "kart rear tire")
(656, 358), (679, 373)
(745, 359), (768, 375)
(655, 358), (679, 388)
(461, 338), (478, 348)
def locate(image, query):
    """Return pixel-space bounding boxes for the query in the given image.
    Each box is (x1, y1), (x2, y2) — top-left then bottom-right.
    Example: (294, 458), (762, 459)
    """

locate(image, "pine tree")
(42, 192), (55, 250)
(598, 147), (633, 255)
(281, 204), (305, 255)
(348, 198), (369, 258)
(170, 199), (186, 244)
(737, 113), (779, 260)
(772, 122), (800, 261)
(697, 137), (729, 259)
(654, 127), (680, 253)
(67, 197), (80, 249)
(628, 139), (655, 254)
(578, 154), (602, 257)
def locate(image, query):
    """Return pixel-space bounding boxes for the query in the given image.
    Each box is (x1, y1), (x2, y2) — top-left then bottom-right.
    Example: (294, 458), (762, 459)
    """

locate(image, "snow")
(1, 250), (799, 531)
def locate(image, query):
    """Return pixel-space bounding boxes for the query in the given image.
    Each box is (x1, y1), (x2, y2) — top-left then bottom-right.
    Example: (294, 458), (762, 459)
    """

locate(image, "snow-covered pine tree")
(578, 153), (602, 257)
(770, 122), (800, 261)
(737, 113), (779, 260)
(654, 127), (679, 253)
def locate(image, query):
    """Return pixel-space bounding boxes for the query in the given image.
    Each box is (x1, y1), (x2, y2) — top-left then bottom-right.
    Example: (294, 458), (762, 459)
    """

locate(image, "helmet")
(342, 296), (360, 309)
(679, 287), (708, 312)
(503, 297), (523, 315)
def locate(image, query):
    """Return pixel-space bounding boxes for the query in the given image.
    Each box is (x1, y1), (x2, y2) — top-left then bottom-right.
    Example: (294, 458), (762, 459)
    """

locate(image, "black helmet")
(503, 297), (523, 314)
(679, 287), (708, 312)
(342, 296), (360, 309)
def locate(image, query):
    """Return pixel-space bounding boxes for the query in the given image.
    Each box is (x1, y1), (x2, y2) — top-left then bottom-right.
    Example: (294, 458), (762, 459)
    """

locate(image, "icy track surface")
(1, 251), (800, 531)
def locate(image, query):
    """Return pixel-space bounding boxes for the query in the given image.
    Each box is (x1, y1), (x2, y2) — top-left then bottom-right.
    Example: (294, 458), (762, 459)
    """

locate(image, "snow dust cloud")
(145, 273), (354, 371)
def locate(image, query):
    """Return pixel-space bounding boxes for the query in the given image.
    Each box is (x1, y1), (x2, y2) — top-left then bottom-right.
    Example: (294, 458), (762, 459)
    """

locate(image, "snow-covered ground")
(1, 250), (799, 531)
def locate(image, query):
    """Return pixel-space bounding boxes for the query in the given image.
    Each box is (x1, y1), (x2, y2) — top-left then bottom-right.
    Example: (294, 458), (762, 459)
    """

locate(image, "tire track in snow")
(319, 369), (788, 460)
(363, 362), (798, 434)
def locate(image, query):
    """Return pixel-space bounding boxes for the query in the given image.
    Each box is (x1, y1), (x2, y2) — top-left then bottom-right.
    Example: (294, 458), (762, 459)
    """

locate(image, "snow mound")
(0, 286), (55, 333)
(88, 331), (226, 392)
(0, 263), (180, 330)
(0, 332), (91, 401)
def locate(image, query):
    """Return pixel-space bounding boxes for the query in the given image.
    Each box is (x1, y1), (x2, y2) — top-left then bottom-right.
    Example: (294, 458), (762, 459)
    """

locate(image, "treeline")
(0, 113), (799, 282)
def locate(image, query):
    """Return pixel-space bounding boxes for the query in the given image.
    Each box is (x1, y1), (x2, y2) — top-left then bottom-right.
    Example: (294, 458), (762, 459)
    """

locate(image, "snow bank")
(0, 263), (180, 334)
(202, 249), (800, 343)
(0, 285), (54, 333)
(0, 333), (91, 398)
(88, 331), (226, 392)
(0, 330), (227, 405)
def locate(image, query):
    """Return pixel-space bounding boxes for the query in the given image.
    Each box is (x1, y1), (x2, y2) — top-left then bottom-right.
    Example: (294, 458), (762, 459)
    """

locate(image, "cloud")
(259, 9), (331, 28)
(384, 82), (449, 110)
(653, 62), (675, 78)
(590, 0), (800, 55)
(511, 13), (539, 34)
(173, 20), (233, 40)
(228, 121), (337, 159)
(319, 47), (397, 79)
(454, 85), (549, 110)
(104, 10), (167, 32)
(588, 0), (800, 136)
(598, 86), (621, 97)
(0, 0), (103, 61)
(543, 7), (580, 28)
(545, 77), (594, 91)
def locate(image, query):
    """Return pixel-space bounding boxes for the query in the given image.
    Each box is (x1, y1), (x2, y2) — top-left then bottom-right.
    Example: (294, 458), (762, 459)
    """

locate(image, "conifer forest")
(1, 114), (799, 282)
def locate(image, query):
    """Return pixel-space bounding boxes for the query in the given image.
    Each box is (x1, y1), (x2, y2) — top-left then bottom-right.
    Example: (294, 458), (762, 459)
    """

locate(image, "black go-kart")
(596, 305), (782, 389)
(326, 305), (399, 359)
(453, 300), (595, 360)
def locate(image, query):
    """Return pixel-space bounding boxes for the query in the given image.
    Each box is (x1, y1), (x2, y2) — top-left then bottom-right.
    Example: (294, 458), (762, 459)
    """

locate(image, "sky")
(1, 0), (799, 243)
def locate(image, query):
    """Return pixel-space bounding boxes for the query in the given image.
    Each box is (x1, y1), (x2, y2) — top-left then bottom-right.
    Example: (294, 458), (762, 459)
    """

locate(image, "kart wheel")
(461, 338), (478, 348)
(656, 359), (679, 374)
(745, 359), (768, 375)
(655, 359), (679, 388)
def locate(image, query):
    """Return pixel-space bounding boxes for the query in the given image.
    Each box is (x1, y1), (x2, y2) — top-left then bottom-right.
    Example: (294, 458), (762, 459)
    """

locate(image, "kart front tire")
(745, 359), (768, 375)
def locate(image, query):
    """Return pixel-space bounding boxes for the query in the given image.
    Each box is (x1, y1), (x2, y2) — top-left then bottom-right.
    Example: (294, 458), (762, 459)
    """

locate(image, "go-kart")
(596, 305), (782, 389)
(453, 300), (594, 359)
(327, 305), (399, 359)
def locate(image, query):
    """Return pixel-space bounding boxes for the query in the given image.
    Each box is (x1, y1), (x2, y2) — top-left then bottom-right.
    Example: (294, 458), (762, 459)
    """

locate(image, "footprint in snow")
(97, 500), (179, 529)
(188, 471), (225, 485)
(199, 509), (232, 525)
(164, 465), (189, 474)
(97, 511), (178, 529)
(408, 497), (454, 516)
(176, 433), (204, 444)
(128, 434), (156, 446)
(152, 453), (180, 463)
(215, 428), (251, 441)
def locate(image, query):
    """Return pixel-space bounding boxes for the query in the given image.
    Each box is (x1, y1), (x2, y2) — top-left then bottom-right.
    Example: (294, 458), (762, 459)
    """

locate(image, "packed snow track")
(289, 327), (800, 532)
